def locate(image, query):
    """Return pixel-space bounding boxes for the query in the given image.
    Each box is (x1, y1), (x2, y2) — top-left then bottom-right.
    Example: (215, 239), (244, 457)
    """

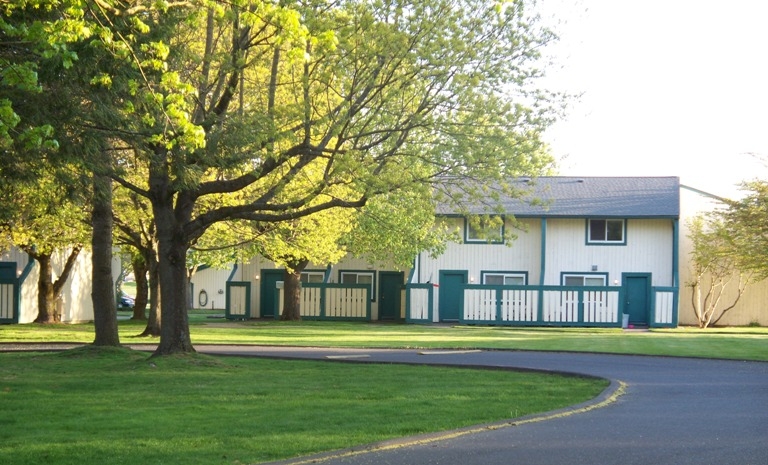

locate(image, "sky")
(534, 0), (768, 198)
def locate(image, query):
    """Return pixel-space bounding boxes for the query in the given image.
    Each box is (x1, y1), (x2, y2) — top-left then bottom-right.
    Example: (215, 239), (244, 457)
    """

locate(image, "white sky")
(535, 0), (768, 198)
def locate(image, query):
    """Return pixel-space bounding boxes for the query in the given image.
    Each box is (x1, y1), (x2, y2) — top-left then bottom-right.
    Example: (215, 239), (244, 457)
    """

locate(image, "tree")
(2, 0), (124, 345)
(686, 215), (753, 328)
(720, 181), (768, 281)
(32, 0), (558, 355)
(0, 171), (89, 323)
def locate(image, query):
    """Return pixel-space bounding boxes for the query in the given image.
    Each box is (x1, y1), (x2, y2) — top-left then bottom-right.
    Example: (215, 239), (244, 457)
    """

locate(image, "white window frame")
(562, 274), (607, 287)
(465, 216), (505, 243)
(482, 273), (527, 286)
(340, 271), (376, 301)
(300, 271), (325, 283)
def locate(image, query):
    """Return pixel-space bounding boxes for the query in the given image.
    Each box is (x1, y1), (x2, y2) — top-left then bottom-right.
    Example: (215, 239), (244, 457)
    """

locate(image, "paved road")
(4, 344), (767, 464)
(195, 346), (768, 465)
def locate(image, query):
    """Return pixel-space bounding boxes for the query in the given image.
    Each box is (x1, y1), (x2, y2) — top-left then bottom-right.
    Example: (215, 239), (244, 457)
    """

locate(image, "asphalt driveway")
(193, 346), (768, 465)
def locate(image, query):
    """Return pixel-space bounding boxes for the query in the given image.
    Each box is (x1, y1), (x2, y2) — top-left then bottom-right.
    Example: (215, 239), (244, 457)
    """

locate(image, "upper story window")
(587, 219), (626, 244)
(465, 216), (504, 244)
(300, 271), (325, 283)
(340, 271), (375, 301)
(482, 272), (526, 285)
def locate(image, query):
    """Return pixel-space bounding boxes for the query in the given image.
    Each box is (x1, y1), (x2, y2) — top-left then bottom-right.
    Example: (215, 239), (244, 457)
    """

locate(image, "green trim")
(585, 218), (627, 246)
(225, 281), (251, 320)
(672, 219), (679, 288)
(538, 218), (547, 322)
(226, 263), (238, 282)
(405, 283), (434, 323)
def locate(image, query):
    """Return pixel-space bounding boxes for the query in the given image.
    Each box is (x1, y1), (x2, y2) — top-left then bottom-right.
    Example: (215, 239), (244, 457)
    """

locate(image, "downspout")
(538, 218), (547, 322)
(672, 218), (680, 326)
(226, 262), (239, 282)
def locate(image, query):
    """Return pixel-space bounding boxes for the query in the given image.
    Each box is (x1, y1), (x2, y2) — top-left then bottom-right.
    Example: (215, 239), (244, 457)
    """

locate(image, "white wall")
(416, 218), (542, 285)
(2, 247), (119, 324)
(544, 218), (674, 287)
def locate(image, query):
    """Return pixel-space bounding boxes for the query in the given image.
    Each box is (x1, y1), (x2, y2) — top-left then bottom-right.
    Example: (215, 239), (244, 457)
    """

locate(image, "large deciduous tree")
(7, 0), (559, 354)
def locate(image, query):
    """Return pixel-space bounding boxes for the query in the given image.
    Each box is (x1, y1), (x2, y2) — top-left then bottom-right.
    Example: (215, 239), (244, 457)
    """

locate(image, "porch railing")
(406, 283), (678, 328)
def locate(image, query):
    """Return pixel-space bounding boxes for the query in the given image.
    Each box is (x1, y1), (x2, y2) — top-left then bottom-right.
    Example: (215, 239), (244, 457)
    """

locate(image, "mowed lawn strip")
(2, 317), (767, 361)
(0, 347), (607, 465)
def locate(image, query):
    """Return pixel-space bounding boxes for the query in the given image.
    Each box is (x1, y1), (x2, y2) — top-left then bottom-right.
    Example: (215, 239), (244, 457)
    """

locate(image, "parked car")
(118, 294), (135, 309)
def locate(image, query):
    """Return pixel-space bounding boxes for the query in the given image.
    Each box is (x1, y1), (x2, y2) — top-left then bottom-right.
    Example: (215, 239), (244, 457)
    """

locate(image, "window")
(465, 216), (504, 243)
(562, 274), (607, 287)
(340, 271), (375, 301)
(482, 273), (526, 285)
(300, 271), (325, 283)
(587, 219), (625, 244)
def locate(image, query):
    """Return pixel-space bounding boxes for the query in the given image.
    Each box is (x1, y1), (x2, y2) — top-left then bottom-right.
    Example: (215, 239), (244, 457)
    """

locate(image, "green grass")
(2, 319), (767, 361)
(0, 347), (606, 465)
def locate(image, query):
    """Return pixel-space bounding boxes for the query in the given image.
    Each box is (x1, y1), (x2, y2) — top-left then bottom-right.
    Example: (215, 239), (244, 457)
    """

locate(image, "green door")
(439, 270), (467, 322)
(379, 272), (404, 320)
(624, 274), (650, 326)
(260, 269), (284, 318)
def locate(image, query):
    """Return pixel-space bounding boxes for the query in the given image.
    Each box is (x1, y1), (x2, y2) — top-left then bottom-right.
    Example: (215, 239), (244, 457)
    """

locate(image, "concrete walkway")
(194, 346), (768, 465)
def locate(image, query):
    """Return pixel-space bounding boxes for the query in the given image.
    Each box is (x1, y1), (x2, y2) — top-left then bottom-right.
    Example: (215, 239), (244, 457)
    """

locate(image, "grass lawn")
(0, 347), (607, 465)
(2, 317), (767, 361)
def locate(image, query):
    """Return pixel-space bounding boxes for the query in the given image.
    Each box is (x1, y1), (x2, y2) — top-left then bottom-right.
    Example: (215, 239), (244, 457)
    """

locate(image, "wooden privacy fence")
(406, 284), (678, 327)
(277, 282), (371, 321)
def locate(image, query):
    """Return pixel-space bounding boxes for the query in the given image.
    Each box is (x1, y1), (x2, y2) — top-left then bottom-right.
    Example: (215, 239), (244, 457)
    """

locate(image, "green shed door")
(439, 270), (467, 322)
(624, 274), (651, 326)
(260, 270), (284, 319)
(379, 272), (404, 320)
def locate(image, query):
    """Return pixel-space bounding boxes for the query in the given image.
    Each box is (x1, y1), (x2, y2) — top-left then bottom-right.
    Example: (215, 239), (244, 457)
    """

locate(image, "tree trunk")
(34, 254), (56, 323)
(131, 256), (148, 320)
(153, 231), (194, 355)
(91, 168), (120, 346)
(140, 246), (161, 337)
(150, 159), (194, 354)
(280, 260), (308, 321)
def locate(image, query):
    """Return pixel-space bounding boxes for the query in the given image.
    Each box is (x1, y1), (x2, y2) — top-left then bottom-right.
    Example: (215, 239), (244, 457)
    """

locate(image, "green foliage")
(720, 181), (768, 281)
(0, 166), (90, 254)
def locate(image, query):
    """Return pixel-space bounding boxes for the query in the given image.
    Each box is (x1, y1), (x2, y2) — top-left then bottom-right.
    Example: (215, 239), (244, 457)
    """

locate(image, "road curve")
(193, 346), (768, 465)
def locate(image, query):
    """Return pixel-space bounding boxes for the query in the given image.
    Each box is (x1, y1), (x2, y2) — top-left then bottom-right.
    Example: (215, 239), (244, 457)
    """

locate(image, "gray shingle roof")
(437, 176), (680, 218)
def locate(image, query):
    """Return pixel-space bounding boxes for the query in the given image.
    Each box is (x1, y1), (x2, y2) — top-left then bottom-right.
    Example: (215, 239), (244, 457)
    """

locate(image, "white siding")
(417, 218), (542, 285)
(544, 218), (674, 287)
(2, 247), (118, 324)
(190, 267), (232, 310)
